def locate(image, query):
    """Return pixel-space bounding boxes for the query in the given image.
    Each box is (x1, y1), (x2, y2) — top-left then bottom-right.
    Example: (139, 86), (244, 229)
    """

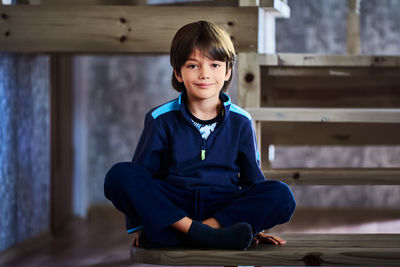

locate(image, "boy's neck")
(186, 94), (222, 121)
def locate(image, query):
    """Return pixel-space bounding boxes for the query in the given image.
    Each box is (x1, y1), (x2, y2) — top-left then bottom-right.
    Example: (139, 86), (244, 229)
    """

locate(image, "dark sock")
(187, 221), (253, 250)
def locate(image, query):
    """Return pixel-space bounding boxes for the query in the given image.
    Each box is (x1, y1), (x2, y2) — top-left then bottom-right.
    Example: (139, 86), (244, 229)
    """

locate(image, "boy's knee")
(259, 180), (296, 222)
(277, 181), (296, 205)
(104, 162), (134, 196)
(273, 181), (296, 222)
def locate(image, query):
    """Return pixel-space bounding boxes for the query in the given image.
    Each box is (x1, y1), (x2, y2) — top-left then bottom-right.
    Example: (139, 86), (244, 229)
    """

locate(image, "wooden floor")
(2, 206), (400, 267)
(1, 207), (134, 267)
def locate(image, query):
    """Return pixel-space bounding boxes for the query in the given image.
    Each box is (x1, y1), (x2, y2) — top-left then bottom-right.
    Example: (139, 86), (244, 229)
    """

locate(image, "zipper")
(184, 118), (208, 161)
(198, 116), (227, 161)
(182, 101), (228, 161)
(201, 140), (206, 161)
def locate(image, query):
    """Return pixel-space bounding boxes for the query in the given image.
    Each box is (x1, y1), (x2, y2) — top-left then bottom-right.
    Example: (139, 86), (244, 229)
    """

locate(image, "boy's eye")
(212, 63), (220, 68)
(187, 64), (197, 69)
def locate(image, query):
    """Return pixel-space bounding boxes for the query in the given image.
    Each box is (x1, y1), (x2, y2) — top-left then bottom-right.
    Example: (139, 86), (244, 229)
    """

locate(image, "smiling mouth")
(196, 83), (214, 88)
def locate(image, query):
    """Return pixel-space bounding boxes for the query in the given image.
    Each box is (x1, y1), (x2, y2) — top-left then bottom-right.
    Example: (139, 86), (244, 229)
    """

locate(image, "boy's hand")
(252, 232), (286, 246)
(132, 229), (143, 247)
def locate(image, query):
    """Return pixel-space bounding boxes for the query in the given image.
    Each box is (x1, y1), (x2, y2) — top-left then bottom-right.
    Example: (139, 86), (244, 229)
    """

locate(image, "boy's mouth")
(195, 83), (214, 88)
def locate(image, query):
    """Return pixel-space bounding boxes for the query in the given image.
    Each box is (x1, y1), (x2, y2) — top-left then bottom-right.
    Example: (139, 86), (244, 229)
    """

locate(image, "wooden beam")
(262, 66), (400, 77)
(263, 168), (400, 185)
(239, 0), (259, 6)
(260, 69), (400, 109)
(247, 107), (400, 123)
(161, 0), (290, 19)
(131, 234), (400, 266)
(261, 122), (400, 145)
(0, 5), (257, 53)
(38, 0), (146, 4)
(257, 53), (400, 67)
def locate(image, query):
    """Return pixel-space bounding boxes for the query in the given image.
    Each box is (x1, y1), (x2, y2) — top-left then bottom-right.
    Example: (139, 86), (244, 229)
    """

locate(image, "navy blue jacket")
(132, 92), (265, 189)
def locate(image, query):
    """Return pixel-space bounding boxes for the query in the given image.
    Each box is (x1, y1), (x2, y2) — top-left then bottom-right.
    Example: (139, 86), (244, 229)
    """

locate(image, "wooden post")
(238, 0), (291, 169)
(50, 54), (74, 234)
(237, 53), (263, 168)
(347, 0), (361, 54)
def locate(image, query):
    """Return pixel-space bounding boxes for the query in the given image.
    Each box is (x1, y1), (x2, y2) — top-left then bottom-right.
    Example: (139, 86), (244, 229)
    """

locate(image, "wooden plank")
(0, 5), (257, 53)
(263, 168), (400, 185)
(162, 0), (290, 18)
(131, 234), (400, 266)
(39, 0), (147, 4)
(261, 75), (400, 108)
(260, 69), (400, 108)
(257, 53), (400, 67)
(239, 0), (259, 6)
(273, 207), (400, 234)
(247, 107), (400, 123)
(263, 66), (400, 77)
(261, 122), (400, 145)
(156, 0), (238, 7)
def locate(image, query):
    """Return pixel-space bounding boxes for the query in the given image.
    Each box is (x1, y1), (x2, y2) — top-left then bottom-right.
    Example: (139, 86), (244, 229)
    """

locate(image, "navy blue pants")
(104, 162), (296, 248)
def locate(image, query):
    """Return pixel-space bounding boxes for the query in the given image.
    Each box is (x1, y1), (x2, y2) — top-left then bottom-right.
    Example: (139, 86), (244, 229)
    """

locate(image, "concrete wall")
(0, 53), (50, 252)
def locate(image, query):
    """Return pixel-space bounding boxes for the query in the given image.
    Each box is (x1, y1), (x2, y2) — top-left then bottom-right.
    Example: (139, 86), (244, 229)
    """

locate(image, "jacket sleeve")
(238, 119), (266, 185)
(132, 112), (166, 175)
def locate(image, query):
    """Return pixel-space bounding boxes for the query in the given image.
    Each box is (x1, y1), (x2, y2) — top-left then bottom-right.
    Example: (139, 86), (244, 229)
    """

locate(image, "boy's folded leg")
(138, 227), (188, 249)
(187, 221), (253, 250)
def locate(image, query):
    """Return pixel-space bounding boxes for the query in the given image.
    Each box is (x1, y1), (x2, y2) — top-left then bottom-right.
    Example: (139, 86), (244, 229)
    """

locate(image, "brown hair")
(170, 20), (236, 92)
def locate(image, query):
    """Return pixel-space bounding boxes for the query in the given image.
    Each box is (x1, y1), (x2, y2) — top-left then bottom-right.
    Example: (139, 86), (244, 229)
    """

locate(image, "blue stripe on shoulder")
(230, 104), (252, 121)
(151, 99), (180, 119)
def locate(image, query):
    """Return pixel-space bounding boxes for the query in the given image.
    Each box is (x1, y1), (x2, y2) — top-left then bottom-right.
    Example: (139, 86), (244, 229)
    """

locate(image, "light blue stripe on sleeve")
(151, 99), (180, 119)
(230, 104), (252, 121)
(127, 225), (144, 234)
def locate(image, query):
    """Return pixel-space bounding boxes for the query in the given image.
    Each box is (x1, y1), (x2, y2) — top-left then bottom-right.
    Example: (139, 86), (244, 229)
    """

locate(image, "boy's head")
(170, 20), (236, 93)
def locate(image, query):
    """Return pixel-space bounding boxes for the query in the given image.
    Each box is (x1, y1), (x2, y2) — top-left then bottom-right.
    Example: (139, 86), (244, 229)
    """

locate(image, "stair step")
(246, 107), (400, 123)
(131, 234), (400, 266)
(263, 168), (400, 185)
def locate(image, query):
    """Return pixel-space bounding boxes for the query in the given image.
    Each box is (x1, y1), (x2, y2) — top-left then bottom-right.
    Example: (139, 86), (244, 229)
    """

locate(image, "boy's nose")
(199, 68), (210, 80)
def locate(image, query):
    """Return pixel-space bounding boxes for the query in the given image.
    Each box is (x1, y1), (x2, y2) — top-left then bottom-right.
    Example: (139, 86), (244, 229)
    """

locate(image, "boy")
(104, 21), (295, 250)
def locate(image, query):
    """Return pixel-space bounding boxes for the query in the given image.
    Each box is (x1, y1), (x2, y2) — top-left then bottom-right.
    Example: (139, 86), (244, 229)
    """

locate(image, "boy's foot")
(187, 221), (253, 250)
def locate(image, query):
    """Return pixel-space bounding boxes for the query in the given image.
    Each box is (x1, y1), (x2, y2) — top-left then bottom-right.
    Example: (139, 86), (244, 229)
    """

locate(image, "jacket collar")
(178, 91), (231, 124)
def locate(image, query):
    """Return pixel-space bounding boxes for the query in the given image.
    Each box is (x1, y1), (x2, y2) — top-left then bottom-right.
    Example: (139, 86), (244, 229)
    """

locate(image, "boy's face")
(174, 48), (231, 102)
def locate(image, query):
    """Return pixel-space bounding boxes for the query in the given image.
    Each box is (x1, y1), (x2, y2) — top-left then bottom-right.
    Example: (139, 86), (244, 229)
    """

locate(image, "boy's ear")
(174, 69), (183, 83)
(225, 68), (232, 81)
